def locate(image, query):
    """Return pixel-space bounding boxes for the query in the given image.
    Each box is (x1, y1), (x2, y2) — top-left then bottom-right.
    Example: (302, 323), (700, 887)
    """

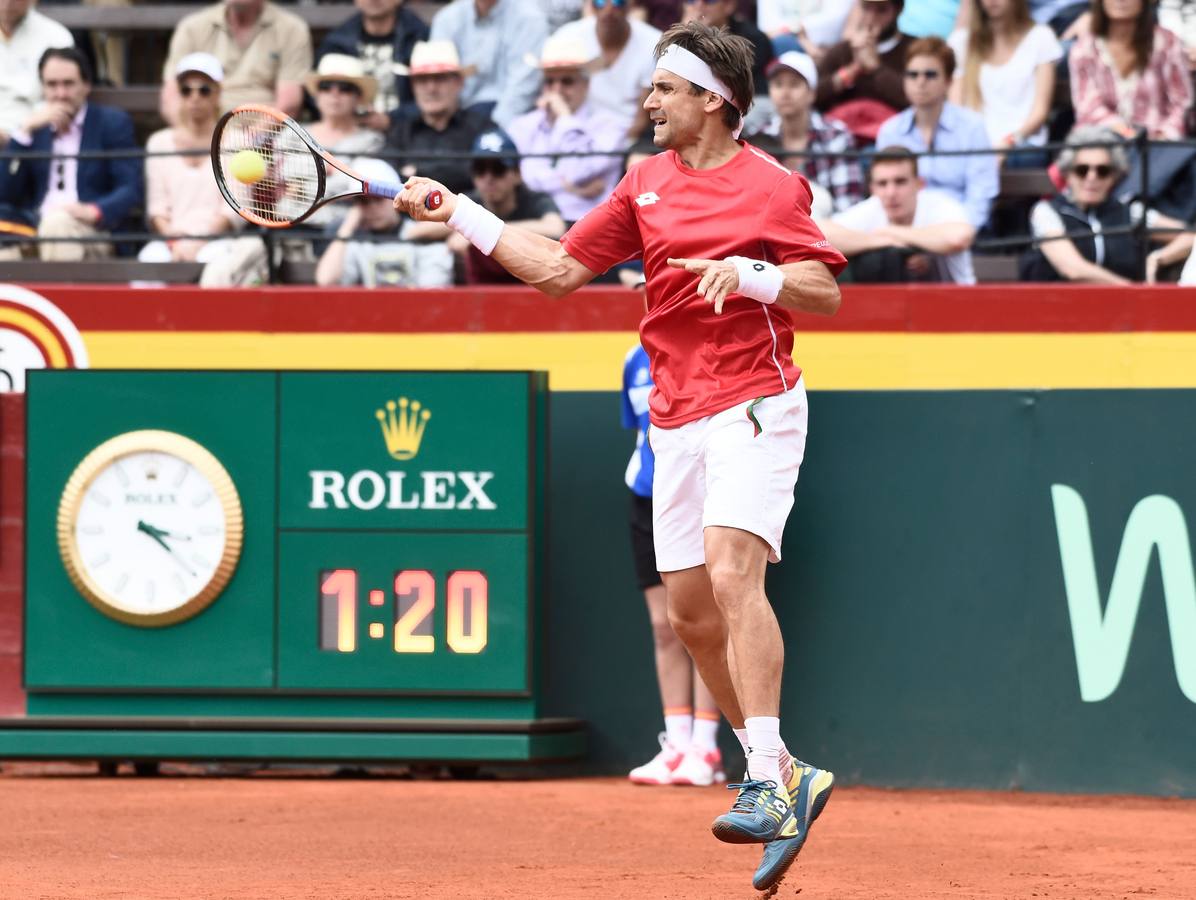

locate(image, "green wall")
(542, 390), (1196, 797)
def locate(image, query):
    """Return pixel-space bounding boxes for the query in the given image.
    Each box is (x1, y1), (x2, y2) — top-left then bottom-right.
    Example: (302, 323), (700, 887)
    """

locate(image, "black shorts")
(628, 492), (663, 590)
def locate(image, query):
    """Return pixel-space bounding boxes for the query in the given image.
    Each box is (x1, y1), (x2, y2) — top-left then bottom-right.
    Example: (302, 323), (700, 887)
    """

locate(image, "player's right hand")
(394, 176), (454, 223)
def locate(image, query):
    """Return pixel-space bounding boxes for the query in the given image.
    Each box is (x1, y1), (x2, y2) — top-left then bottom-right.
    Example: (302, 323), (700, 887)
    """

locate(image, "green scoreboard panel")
(7, 371), (581, 766)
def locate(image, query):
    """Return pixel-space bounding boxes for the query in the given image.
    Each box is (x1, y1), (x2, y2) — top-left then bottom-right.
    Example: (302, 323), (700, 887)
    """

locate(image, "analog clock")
(56, 430), (244, 627)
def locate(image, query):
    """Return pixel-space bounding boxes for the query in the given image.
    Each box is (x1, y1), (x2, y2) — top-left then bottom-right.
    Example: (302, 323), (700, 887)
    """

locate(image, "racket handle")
(365, 182), (442, 212)
(426, 191), (443, 211)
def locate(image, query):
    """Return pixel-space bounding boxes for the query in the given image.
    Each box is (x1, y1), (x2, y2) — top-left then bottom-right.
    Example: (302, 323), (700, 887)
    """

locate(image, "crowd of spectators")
(0, 0), (1195, 285)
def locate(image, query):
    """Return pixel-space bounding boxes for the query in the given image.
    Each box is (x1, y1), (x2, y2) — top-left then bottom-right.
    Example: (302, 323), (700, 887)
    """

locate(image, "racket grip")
(426, 191), (442, 211)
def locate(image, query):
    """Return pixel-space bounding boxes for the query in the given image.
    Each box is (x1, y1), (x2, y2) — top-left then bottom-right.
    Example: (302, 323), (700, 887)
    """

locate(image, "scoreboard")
(4, 370), (582, 766)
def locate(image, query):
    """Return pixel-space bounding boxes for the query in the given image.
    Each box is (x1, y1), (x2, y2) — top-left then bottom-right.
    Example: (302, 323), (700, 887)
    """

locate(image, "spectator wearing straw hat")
(161, 0), (312, 124)
(316, 0), (429, 127)
(748, 50), (864, 213)
(430, 0), (548, 128)
(306, 54), (386, 226)
(386, 40), (498, 195)
(506, 36), (627, 225)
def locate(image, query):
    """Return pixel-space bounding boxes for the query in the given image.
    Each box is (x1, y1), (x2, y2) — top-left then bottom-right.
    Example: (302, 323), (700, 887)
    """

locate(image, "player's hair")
(905, 36), (956, 81)
(38, 47), (94, 84)
(869, 146), (918, 180)
(655, 22), (754, 131)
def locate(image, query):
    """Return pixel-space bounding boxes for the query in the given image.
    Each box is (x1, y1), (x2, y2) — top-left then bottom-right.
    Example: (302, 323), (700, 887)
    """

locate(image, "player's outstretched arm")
(667, 257), (841, 317)
(395, 177), (597, 298)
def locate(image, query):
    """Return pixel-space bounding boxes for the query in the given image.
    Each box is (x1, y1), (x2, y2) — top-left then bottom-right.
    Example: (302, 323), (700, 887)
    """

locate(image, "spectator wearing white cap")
(139, 52), (239, 268)
(161, 0), (313, 124)
(316, 156), (454, 287)
(550, 0), (662, 138)
(0, 0), (73, 146)
(386, 40), (499, 195)
(430, 0), (548, 128)
(506, 36), (628, 225)
(748, 50), (864, 213)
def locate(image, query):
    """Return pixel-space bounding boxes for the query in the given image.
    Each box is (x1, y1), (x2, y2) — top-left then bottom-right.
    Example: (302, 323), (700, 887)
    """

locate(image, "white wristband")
(447, 194), (504, 256)
(727, 256), (782, 305)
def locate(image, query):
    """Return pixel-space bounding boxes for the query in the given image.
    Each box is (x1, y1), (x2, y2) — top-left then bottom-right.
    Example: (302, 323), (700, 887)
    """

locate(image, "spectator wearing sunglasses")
(505, 37), (627, 225)
(681, 0), (774, 94)
(304, 55), (386, 226)
(139, 53), (238, 267)
(0, 47), (141, 261)
(1021, 125), (1188, 284)
(874, 36), (997, 230)
(550, 0), (662, 138)
(315, 0), (429, 128)
(429, 0), (548, 128)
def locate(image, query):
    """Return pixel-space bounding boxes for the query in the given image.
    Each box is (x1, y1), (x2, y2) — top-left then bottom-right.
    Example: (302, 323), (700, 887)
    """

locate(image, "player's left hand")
(667, 257), (739, 315)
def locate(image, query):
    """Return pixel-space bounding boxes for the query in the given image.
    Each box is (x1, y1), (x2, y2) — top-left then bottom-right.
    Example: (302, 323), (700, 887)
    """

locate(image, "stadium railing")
(0, 135), (1187, 285)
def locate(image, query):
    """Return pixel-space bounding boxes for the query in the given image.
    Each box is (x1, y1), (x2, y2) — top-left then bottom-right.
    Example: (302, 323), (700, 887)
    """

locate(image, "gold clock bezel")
(56, 429), (244, 627)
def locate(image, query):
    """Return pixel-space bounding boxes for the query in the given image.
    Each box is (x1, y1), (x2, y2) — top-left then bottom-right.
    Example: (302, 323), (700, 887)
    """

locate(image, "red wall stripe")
(20, 283), (1196, 334)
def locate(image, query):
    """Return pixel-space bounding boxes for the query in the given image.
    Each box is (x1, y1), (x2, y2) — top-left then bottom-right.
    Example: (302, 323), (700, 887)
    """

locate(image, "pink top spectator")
(1068, 27), (1192, 140)
(145, 128), (230, 237)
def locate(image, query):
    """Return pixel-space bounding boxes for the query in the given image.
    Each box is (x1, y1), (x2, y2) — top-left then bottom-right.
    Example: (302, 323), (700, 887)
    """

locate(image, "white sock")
(692, 713), (720, 751)
(745, 716), (783, 787)
(664, 712), (693, 751)
(732, 727), (749, 754)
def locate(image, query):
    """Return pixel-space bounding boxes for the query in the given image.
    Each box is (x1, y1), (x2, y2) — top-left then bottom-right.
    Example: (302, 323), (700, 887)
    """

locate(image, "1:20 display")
(318, 568), (489, 654)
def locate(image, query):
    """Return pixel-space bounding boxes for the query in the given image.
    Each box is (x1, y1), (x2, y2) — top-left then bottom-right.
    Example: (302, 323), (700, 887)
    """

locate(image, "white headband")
(656, 43), (743, 136)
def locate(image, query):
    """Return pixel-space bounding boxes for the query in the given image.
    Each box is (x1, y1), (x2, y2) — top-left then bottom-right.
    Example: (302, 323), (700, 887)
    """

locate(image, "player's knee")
(666, 604), (719, 651)
(706, 561), (754, 613)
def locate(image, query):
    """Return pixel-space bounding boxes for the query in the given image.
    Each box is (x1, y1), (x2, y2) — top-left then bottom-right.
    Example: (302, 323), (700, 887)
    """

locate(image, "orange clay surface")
(1, 765), (1195, 900)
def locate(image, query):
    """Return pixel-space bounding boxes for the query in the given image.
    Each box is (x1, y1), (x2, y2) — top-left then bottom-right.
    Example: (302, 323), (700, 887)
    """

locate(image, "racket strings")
(216, 110), (321, 225)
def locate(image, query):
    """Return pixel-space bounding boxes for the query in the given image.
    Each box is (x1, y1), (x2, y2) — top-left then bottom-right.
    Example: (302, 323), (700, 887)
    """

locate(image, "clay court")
(2, 765), (1194, 900)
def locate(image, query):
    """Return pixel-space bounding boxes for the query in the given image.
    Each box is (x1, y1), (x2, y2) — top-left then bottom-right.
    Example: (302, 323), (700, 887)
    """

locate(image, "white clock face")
(72, 450), (229, 617)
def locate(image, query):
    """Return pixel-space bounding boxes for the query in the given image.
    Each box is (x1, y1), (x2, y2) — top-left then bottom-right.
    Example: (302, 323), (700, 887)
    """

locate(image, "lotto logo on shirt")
(635, 192), (660, 207)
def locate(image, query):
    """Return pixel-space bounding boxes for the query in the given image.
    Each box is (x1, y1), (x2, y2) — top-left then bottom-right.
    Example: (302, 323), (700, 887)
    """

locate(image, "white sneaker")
(628, 733), (685, 785)
(670, 746), (727, 786)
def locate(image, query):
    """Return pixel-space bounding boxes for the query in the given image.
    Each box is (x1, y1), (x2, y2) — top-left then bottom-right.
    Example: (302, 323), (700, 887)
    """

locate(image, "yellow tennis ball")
(229, 149), (267, 185)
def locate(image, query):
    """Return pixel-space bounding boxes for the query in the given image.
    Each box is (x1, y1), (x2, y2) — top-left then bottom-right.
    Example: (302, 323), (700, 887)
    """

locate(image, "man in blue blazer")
(0, 47), (142, 260)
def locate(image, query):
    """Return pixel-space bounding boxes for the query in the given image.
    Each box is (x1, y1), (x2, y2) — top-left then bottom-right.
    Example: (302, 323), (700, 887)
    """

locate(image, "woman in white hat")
(140, 52), (233, 264)
(305, 54), (386, 225)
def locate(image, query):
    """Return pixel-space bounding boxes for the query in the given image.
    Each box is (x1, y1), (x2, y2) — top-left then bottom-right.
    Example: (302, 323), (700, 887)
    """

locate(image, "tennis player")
(395, 21), (844, 891)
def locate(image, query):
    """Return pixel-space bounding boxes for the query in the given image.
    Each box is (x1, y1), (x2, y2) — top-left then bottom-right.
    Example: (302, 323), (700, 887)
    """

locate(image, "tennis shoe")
(711, 778), (792, 844)
(670, 747), (726, 786)
(752, 761), (835, 894)
(628, 733), (685, 785)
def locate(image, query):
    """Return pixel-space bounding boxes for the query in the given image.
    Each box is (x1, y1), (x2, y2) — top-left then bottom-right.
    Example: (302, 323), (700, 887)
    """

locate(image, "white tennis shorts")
(650, 379), (809, 572)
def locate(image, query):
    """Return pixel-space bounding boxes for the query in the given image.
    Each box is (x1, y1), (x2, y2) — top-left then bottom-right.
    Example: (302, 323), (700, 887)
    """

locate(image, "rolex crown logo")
(376, 397), (431, 461)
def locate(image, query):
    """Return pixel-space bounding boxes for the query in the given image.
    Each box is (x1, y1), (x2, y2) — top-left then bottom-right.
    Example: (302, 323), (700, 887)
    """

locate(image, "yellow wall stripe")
(81, 331), (1196, 391)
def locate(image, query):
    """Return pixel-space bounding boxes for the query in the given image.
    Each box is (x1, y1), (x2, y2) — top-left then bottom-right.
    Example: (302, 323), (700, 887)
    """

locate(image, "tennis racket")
(210, 104), (441, 228)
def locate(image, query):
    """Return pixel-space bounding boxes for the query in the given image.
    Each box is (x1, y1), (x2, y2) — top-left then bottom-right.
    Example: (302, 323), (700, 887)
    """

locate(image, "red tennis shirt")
(561, 143), (847, 428)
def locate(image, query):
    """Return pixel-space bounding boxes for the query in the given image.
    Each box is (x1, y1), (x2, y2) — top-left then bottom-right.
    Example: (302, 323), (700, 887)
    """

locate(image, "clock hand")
(136, 519), (173, 553)
(138, 519), (192, 542)
(137, 520), (198, 576)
